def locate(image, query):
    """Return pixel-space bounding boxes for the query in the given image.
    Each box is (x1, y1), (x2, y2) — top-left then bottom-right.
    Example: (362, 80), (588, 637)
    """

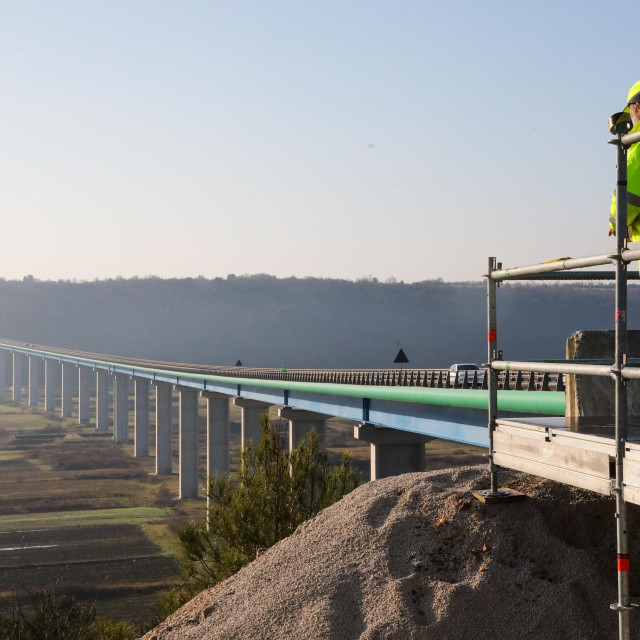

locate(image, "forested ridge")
(0, 275), (632, 369)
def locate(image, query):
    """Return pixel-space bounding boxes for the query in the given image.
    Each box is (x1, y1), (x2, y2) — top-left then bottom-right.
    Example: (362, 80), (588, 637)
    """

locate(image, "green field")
(0, 388), (484, 626)
(0, 396), (204, 625)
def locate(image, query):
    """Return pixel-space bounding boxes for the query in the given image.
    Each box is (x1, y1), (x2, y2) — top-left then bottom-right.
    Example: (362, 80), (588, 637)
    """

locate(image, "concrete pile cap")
(141, 466), (638, 639)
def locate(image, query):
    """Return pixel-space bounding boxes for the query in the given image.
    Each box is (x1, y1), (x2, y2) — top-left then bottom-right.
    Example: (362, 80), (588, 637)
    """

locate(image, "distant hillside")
(0, 275), (632, 368)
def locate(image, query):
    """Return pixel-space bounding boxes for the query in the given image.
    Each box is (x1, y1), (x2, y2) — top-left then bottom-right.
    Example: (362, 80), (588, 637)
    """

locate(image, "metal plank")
(494, 430), (611, 478)
(494, 451), (612, 495)
(495, 422), (549, 442)
(550, 431), (616, 456)
(625, 443), (640, 462)
(623, 484), (640, 506)
(623, 458), (640, 490)
(496, 418), (549, 433)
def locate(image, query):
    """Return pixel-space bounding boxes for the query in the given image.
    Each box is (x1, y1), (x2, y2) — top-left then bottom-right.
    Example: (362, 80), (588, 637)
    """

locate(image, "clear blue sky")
(0, 1), (635, 281)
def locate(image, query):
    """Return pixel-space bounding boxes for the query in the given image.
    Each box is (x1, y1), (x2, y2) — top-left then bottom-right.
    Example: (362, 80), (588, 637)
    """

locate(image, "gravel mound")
(141, 466), (640, 639)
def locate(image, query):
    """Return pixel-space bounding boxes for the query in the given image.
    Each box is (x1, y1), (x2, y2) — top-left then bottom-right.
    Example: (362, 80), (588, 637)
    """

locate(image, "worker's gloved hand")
(609, 229), (615, 236)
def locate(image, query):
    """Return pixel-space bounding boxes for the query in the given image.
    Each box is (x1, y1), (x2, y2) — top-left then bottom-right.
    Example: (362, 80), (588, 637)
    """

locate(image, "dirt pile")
(141, 466), (640, 639)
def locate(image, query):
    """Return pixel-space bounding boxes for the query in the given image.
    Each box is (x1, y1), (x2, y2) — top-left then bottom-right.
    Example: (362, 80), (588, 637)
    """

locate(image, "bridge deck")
(494, 416), (640, 504)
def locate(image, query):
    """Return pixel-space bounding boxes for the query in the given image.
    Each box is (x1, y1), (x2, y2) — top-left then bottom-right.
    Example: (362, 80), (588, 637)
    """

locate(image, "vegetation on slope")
(156, 414), (360, 617)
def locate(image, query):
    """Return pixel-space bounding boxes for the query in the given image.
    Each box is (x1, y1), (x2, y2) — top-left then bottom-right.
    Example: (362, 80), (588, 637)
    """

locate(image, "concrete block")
(566, 330), (640, 418)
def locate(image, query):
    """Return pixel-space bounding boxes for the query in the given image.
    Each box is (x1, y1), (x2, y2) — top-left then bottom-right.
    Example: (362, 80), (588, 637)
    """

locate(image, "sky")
(0, 1), (636, 282)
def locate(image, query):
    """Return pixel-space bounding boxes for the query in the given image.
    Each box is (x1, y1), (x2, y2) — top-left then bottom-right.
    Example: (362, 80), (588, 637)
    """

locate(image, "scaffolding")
(484, 120), (640, 639)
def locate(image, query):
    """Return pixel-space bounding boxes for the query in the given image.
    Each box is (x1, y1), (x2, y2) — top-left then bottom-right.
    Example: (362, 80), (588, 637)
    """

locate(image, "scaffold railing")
(484, 114), (639, 639)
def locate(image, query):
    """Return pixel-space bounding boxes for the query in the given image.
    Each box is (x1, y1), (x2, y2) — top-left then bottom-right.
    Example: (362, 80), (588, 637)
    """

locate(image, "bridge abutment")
(354, 423), (428, 480)
(154, 382), (173, 475)
(233, 397), (271, 448)
(278, 407), (328, 450)
(178, 387), (199, 499)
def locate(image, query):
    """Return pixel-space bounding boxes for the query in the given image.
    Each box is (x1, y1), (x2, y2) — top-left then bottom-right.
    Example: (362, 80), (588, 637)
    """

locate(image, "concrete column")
(61, 362), (73, 417)
(78, 366), (92, 425)
(28, 355), (40, 407)
(155, 383), (173, 475)
(114, 374), (129, 443)
(354, 423), (428, 481)
(96, 370), (109, 432)
(179, 387), (199, 499)
(134, 378), (150, 456)
(44, 359), (57, 412)
(233, 397), (271, 449)
(12, 352), (24, 402)
(201, 391), (230, 476)
(278, 407), (328, 450)
(0, 350), (8, 396)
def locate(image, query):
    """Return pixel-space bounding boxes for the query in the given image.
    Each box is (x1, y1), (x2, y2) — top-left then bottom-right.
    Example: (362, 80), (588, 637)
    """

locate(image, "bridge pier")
(61, 362), (74, 417)
(278, 407), (328, 449)
(96, 370), (109, 431)
(233, 397), (271, 448)
(354, 423), (428, 480)
(114, 374), (129, 443)
(154, 383), (173, 475)
(28, 355), (40, 407)
(44, 359), (57, 412)
(13, 352), (25, 402)
(0, 350), (8, 396)
(202, 391), (230, 477)
(178, 387), (199, 499)
(134, 378), (149, 456)
(78, 366), (92, 425)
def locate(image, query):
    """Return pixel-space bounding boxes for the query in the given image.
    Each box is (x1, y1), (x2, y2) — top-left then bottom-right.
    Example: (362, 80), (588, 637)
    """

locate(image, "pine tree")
(176, 413), (360, 595)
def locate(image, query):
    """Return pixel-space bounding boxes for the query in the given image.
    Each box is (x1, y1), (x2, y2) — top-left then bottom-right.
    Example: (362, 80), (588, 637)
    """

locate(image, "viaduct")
(0, 339), (563, 499)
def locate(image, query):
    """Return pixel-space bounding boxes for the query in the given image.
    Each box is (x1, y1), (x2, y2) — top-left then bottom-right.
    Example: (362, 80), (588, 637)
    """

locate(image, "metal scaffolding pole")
(487, 257), (499, 494)
(611, 124), (633, 640)
(484, 119), (640, 636)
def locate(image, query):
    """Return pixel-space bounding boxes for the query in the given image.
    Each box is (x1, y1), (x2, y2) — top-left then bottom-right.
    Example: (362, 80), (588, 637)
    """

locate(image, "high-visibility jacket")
(610, 120), (640, 241)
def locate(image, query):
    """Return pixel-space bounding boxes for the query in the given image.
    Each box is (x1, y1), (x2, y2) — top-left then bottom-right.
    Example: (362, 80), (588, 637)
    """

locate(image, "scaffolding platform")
(493, 417), (640, 504)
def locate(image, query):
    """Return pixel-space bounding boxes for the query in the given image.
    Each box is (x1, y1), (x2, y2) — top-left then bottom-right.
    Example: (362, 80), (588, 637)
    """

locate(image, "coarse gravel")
(141, 466), (640, 639)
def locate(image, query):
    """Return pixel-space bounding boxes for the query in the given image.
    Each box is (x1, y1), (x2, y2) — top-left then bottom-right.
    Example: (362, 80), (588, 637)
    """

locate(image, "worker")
(609, 81), (640, 242)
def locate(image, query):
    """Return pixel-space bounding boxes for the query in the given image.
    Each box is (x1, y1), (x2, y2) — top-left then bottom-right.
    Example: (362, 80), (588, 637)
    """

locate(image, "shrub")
(0, 590), (135, 640)
(177, 413), (360, 592)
